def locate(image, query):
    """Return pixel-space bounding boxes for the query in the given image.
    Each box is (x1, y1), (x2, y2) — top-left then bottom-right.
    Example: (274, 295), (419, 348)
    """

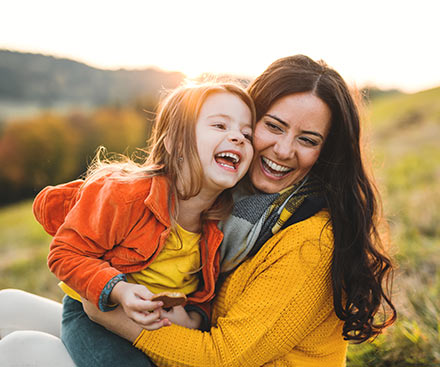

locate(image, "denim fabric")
(61, 296), (155, 367)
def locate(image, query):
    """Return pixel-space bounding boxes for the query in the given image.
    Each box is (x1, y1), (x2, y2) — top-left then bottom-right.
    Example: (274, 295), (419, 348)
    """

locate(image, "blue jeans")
(61, 296), (155, 367)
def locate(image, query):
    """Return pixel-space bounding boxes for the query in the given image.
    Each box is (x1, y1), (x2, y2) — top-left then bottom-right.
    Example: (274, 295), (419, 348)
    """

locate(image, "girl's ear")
(165, 136), (184, 158)
(164, 135), (172, 154)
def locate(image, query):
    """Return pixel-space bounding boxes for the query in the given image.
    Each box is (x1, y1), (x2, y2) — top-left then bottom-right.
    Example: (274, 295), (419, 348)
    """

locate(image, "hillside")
(0, 86), (439, 364)
(346, 86), (440, 364)
(0, 50), (184, 117)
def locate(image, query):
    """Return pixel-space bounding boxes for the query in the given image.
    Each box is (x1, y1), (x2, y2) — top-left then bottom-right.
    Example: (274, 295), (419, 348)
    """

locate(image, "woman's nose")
(273, 137), (295, 160)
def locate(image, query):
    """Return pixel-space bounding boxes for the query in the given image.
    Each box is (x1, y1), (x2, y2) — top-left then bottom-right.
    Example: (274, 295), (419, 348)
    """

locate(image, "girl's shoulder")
(82, 173), (168, 204)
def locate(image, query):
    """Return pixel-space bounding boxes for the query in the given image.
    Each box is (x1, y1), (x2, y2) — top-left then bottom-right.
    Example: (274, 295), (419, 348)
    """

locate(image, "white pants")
(0, 289), (75, 367)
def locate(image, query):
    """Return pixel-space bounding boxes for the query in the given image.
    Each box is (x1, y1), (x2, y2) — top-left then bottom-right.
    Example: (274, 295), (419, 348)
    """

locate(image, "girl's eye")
(213, 123), (226, 129)
(243, 132), (253, 142)
(299, 137), (319, 146)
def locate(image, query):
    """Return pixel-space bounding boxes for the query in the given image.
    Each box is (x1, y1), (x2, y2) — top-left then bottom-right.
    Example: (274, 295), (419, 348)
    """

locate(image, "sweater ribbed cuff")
(98, 273), (126, 311)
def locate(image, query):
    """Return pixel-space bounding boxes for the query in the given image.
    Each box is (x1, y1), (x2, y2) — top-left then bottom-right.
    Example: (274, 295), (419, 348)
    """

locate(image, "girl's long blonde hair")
(85, 82), (256, 222)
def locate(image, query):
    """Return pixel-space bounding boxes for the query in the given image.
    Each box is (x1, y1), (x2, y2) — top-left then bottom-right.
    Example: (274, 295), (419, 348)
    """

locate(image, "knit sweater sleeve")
(134, 215), (336, 366)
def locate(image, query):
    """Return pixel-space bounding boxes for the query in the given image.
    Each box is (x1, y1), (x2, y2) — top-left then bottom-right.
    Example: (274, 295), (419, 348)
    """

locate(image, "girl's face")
(249, 92), (331, 194)
(195, 92), (254, 195)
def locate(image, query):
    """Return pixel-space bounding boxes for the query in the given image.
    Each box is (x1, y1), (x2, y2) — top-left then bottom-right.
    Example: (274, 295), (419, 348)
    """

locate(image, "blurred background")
(1, 0), (439, 364)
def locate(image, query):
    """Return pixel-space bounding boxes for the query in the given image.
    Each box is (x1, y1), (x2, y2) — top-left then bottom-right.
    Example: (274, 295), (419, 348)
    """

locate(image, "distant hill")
(369, 86), (440, 139)
(0, 50), (184, 117)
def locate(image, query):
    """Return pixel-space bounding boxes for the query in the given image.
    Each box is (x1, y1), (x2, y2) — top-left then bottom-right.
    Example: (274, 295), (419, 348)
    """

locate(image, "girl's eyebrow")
(207, 113), (230, 119)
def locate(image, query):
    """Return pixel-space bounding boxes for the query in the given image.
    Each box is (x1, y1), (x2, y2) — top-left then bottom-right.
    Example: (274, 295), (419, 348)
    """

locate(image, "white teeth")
(218, 163), (234, 169)
(216, 152), (240, 163)
(262, 157), (293, 173)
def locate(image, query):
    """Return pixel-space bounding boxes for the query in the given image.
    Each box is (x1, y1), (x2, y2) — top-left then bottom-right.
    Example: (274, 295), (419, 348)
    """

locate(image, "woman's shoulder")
(262, 209), (334, 258)
(246, 209), (334, 284)
(284, 209), (332, 244)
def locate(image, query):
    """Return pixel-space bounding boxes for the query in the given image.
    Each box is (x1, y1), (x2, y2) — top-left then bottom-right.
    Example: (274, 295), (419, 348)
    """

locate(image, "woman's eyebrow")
(265, 114), (288, 127)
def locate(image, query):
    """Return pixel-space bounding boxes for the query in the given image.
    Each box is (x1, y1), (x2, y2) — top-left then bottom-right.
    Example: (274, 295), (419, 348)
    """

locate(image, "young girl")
(32, 82), (255, 365)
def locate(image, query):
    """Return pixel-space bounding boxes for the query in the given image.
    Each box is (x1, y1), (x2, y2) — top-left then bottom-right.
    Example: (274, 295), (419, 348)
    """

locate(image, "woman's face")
(249, 92), (331, 193)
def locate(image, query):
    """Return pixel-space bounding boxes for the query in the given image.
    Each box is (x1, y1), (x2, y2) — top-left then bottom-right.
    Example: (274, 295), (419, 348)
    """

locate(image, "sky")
(1, 0), (439, 93)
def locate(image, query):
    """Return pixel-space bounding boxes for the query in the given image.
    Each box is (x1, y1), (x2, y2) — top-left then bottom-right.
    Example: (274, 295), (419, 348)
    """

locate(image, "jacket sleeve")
(33, 180), (84, 236)
(47, 177), (136, 310)
(133, 224), (336, 366)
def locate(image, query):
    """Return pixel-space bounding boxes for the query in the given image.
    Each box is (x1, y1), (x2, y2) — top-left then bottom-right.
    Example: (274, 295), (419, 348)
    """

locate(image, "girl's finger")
(142, 318), (172, 331)
(131, 309), (161, 326)
(132, 299), (163, 313)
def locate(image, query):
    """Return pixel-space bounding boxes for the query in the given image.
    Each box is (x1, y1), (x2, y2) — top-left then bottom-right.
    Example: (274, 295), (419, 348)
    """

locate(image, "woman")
(0, 55), (396, 366)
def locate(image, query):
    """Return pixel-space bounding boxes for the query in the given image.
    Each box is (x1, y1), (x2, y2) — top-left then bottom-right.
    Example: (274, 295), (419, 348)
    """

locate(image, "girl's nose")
(228, 130), (245, 144)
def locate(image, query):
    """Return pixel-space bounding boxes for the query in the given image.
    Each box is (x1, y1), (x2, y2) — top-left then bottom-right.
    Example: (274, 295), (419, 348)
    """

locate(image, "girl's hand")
(161, 306), (202, 329)
(109, 281), (170, 329)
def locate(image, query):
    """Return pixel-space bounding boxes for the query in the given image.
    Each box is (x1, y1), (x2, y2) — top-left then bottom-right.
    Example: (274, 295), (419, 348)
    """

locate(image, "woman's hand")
(82, 298), (171, 342)
(109, 281), (168, 329)
(161, 306), (202, 329)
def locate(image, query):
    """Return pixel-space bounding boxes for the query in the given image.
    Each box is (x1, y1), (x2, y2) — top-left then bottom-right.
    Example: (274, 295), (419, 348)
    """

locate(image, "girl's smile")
(214, 150), (242, 171)
(196, 92), (254, 194)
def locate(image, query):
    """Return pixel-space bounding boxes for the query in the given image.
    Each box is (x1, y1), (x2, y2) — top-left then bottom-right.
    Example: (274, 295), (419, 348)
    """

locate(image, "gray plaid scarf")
(219, 175), (323, 272)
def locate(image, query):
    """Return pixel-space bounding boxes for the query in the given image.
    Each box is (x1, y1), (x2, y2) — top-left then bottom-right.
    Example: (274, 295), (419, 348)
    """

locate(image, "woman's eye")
(299, 137), (318, 146)
(265, 121), (283, 132)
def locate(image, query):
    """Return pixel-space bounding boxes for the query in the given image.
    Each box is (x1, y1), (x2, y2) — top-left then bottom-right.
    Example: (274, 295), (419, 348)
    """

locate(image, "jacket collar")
(143, 175), (172, 227)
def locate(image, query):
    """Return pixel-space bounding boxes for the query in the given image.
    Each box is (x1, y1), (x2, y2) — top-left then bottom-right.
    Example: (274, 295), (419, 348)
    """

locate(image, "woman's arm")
(82, 299), (145, 341)
(83, 299), (202, 333)
(85, 220), (337, 366)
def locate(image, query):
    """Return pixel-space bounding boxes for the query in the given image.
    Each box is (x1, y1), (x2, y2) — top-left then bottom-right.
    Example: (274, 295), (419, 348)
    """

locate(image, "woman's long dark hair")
(247, 55), (396, 342)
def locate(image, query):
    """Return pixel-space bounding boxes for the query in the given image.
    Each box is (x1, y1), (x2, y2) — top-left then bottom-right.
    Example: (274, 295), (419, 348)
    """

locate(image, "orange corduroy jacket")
(33, 174), (223, 314)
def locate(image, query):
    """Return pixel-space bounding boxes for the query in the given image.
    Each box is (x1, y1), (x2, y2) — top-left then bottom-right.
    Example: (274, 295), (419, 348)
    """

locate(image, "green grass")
(368, 86), (440, 130)
(1, 86), (440, 363)
(0, 200), (64, 301)
(346, 86), (440, 364)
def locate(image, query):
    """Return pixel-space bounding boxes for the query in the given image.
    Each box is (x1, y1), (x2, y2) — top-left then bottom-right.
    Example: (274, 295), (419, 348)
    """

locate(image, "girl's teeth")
(218, 162), (234, 169)
(216, 152), (240, 163)
(262, 157), (292, 173)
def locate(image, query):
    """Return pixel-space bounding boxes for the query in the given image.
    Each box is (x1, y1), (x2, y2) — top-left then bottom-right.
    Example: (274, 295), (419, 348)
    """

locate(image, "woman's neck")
(176, 188), (220, 233)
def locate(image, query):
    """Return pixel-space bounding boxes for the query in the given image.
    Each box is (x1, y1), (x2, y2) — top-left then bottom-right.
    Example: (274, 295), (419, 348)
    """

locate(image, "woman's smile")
(260, 156), (294, 177)
(250, 92), (331, 193)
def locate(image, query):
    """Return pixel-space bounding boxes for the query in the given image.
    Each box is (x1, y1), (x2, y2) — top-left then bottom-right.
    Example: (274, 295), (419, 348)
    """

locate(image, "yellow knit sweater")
(134, 210), (348, 366)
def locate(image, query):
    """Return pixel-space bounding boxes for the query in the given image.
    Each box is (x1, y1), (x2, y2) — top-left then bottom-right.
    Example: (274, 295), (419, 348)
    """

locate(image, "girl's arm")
(84, 221), (339, 366)
(47, 177), (146, 311)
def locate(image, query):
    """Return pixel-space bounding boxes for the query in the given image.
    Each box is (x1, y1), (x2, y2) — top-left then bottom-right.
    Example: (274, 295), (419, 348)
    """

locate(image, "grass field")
(1, 87), (439, 364)
(0, 200), (64, 302)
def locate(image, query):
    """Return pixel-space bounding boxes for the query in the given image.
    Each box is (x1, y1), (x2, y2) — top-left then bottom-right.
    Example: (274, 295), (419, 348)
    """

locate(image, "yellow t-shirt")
(60, 224), (201, 302)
